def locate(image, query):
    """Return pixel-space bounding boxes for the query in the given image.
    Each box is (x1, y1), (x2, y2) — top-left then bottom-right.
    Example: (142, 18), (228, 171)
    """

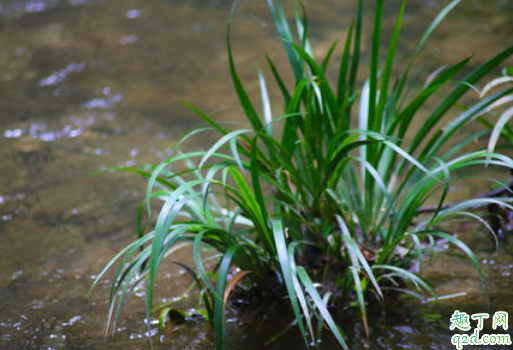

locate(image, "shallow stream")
(0, 0), (513, 349)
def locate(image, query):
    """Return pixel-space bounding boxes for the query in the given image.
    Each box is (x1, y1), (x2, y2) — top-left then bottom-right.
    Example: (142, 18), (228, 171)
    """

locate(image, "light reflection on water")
(39, 62), (86, 87)
(3, 124), (85, 141)
(0, 0), (98, 18)
(0, 0), (512, 349)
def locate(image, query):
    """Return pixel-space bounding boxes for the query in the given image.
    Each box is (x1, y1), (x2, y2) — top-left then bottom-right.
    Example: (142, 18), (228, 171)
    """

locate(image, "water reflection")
(81, 92), (123, 109)
(0, 0), (59, 16)
(125, 9), (141, 19)
(38, 62), (86, 87)
(119, 34), (138, 45)
(0, 0), (98, 18)
(3, 122), (85, 141)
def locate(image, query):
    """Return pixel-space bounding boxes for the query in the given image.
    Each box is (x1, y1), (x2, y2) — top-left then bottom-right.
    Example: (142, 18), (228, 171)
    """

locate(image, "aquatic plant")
(477, 67), (513, 154)
(92, 0), (513, 348)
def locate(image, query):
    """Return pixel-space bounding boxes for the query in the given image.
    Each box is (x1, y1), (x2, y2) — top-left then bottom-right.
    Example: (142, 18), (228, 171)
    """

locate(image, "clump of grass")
(92, 1), (513, 348)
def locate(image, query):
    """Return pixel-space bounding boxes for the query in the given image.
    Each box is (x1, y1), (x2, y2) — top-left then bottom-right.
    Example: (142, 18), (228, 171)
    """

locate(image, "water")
(0, 0), (512, 349)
